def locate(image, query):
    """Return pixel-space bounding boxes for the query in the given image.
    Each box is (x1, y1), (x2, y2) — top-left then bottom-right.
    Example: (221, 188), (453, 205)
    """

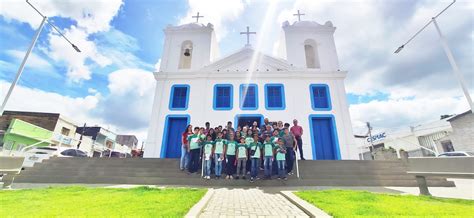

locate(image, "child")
(187, 127), (202, 174)
(245, 129), (254, 173)
(202, 135), (215, 180)
(249, 134), (263, 182)
(214, 132), (226, 179)
(235, 137), (248, 180)
(276, 138), (287, 180)
(263, 135), (275, 180)
(225, 133), (237, 179)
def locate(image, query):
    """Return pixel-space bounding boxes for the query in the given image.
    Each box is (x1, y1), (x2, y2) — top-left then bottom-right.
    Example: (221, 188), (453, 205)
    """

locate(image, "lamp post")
(394, 0), (473, 113)
(0, 0), (81, 115)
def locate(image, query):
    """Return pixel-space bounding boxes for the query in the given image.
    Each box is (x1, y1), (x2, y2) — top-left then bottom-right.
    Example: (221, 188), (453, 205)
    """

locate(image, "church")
(144, 13), (358, 160)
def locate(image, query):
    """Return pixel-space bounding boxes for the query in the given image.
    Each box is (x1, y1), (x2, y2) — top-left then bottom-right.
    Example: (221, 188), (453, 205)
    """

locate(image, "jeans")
(214, 153), (224, 177)
(188, 149), (200, 173)
(277, 160), (286, 178)
(226, 155), (236, 176)
(204, 159), (212, 177)
(251, 158), (259, 178)
(285, 148), (294, 173)
(263, 156), (273, 177)
(236, 158), (247, 176)
(295, 136), (304, 159)
(180, 146), (189, 170)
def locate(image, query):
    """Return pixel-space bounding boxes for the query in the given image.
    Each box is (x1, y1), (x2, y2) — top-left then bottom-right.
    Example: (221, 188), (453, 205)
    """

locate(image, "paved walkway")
(199, 188), (308, 218)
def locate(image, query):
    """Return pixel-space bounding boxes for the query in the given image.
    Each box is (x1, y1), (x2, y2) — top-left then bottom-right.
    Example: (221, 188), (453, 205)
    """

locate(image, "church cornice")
(153, 70), (348, 80)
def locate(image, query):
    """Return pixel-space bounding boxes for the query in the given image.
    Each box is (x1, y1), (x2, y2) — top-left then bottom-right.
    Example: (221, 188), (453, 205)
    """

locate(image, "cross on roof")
(293, 10), (305, 22)
(192, 12), (203, 23)
(240, 26), (256, 46)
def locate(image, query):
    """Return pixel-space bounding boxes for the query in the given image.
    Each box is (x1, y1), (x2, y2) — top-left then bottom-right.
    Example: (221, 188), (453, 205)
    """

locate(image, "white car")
(23, 147), (58, 167)
(438, 151), (474, 157)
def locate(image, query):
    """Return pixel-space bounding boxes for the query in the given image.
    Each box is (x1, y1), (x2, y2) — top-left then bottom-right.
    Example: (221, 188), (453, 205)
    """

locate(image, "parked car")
(438, 151), (474, 157)
(58, 149), (88, 157)
(23, 147), (58, 167)
(103, 150), (129, 158)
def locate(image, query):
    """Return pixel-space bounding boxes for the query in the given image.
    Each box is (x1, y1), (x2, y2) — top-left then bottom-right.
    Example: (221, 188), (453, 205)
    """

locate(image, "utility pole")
(76, 123), (86, 149)
(366, 122), (375, 160)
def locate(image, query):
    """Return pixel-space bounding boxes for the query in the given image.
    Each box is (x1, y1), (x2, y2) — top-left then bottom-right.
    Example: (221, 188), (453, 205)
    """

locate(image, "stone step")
(14, 175), (454, 187)
(18, 169), (418, 180)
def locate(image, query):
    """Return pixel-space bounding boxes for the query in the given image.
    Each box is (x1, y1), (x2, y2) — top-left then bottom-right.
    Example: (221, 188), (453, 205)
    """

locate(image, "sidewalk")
(198, 188), (309, 218)
(386, 178), (474, 200)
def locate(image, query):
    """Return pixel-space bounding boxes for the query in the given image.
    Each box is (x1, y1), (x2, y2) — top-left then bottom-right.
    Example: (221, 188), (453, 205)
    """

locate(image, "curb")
(185, 188), (215, 218)
(281, 191), (332, 218)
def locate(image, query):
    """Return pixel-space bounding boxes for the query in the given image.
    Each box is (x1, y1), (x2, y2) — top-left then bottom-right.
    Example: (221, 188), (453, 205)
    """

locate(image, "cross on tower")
(192, 12), (204, 23)
(293, 10), (305, 22)
(240, 26), (256, 46)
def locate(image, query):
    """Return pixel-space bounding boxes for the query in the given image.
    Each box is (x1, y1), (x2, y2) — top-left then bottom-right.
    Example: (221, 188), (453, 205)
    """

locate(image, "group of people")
(180, 118), (305, 182)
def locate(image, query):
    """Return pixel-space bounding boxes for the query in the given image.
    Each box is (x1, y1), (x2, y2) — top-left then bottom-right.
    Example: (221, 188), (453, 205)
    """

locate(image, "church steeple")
(159, 22), (219, 72)
(280, 19), (340, 71)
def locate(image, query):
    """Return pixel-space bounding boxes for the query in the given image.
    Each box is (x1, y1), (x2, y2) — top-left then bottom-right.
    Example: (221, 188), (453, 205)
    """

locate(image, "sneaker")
(235, 176), (240, 180)
(250, 178), (254, 183)
(206, 176), (211, 180)
(301, 158), (306, 160)
(230, 175), (233, 180)
(180, 168), (184, 171)
(277, 177), (281, 180)
(283, 177), (288, 181)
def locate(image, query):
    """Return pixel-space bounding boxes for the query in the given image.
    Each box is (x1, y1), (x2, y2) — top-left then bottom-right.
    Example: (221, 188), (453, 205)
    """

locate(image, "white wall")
(144, 71), (357, 160)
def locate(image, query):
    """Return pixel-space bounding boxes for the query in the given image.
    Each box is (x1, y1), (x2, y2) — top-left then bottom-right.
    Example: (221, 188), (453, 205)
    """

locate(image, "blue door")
(164, 117), (189, 158)
(310, 116), (339, 160)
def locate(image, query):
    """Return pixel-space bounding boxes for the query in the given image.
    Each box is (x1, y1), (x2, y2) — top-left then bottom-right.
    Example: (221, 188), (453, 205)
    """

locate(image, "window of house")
(240, 84), (258, 110)
(169, 85), (190, 110)
(61, 127), (70, 136)
(265, 84), (285, 110)
(213, 84), (233, 110)
(310, 84), (331, 110)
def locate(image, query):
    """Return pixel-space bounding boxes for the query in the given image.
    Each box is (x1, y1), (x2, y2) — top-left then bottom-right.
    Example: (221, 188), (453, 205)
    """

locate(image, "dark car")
(59, 149), (88, 157)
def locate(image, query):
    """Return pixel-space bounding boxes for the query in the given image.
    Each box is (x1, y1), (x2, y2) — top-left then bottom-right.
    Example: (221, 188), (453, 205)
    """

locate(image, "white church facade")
(144, 18), (358, 160)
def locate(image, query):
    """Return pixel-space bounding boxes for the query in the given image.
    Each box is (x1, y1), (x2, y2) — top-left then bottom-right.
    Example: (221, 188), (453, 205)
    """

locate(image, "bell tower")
(159, 22), (219, 72)
(281, 20), (340, 71)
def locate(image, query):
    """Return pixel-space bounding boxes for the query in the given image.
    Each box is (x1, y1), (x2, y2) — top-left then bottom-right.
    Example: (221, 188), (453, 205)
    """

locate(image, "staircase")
(15, 158), (455, 187)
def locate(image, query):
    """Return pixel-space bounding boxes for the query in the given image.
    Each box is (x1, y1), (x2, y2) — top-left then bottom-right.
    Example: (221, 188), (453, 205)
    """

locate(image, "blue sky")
(0, 0), (472, 140)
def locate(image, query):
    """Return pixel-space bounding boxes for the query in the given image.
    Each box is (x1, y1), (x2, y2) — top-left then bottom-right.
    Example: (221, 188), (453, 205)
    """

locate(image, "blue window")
(213, 84), (233, 110)
(265, 84), (285, 110)
(239, 84), (258, 110)
(310, 84), (331, 110)
(169, 84), (190, 110)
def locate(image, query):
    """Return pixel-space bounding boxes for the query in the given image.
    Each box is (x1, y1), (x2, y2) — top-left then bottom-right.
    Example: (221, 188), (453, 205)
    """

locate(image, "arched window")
(179, 40), (193, 69)
(304, 39), (320, 69)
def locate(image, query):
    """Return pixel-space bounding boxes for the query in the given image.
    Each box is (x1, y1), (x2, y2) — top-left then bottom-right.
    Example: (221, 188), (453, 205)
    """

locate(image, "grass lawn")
(0, 186), (206, 217)
(296, 189), (473, 217)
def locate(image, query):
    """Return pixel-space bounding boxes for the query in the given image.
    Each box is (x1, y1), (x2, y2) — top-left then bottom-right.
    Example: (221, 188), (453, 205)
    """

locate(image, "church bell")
(184, 48), (191, 56)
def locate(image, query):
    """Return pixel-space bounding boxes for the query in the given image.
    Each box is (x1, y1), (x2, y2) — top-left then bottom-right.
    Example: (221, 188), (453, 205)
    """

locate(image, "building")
(145, 18), (357, 160)
(365, 118), (453, 157)
(442, 111), (474, 152)
(75, 126), (125, 157)
(116, 135), (138, 149)
(0, 111), (78, 148)
(2, 118), (53, 153)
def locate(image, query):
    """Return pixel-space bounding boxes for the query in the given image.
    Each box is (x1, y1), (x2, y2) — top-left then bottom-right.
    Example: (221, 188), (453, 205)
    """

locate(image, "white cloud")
(179, 0), (247, 41)
(4, 49), (60, 78)
(0, 0), (122, 33)
(154, 59), (161, 71)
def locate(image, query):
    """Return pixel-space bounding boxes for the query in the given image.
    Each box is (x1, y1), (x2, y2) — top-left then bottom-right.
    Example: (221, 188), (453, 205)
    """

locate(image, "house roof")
(447, 110), (472, 122)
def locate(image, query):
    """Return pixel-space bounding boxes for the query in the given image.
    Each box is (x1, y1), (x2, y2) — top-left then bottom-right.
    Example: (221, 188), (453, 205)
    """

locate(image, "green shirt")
(188, 134), (201, 150)
(226, 140), (237, 155)
(276, 146), (286, 161)
(203, 141), (214, 156)
(263, 142), (275, 157)
(271, 136), (279, 144)
(249, 142), (262, 159)
(237, 143), (247, 159)
(245, 137), (254, 146)
(214, 139), (226, 154)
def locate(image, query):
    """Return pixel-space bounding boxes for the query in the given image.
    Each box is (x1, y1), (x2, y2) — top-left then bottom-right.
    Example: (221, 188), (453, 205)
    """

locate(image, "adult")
(251, 121), (260, 133)
(260, 118), (271, 134)
(261, 125), (273, 140)
(290, 119), (305, 160)
(226, 121), (235, 140)
(180, 125), (193, 170)
(282, 128), (296, 175)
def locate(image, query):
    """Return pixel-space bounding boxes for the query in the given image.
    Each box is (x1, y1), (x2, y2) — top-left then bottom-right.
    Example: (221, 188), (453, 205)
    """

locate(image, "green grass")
(296, 189), (474, 217)
(0, 186), (206, 217)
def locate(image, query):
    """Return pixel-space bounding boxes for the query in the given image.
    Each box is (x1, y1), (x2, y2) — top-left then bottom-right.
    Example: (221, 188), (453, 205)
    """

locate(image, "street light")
(394, 0), (473, 113)
(0, 0), (81, 115)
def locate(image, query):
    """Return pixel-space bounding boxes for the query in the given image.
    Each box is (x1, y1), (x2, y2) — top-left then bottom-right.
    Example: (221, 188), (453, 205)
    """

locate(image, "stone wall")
(449, 112), (474, 151)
